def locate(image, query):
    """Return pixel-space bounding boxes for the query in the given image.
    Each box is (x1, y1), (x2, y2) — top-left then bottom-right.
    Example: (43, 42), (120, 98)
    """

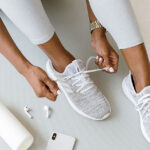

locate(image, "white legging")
(0, 0), (143, 49)
(0, 0), (55, 45)
(89, 0), (143, 49)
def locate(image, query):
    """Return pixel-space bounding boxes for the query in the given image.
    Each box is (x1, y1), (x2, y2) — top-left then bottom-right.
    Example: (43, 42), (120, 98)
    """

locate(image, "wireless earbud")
(44, 105), (51, 118)
(24, 106), (33, 119)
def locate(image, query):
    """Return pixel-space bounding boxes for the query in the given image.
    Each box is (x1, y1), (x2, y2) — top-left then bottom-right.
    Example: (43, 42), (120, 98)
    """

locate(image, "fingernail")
(109, 67), (114, 73)
(96, 56), (99, 60)
(57, 90), (61, 95)
(99, 57), (102, 62)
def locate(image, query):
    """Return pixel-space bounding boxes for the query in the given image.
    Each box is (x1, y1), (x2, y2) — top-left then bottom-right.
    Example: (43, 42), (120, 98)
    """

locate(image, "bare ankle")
(52, 63), (66, 73)
(52, 57), (75, 73)
(132, 74), (150, 93)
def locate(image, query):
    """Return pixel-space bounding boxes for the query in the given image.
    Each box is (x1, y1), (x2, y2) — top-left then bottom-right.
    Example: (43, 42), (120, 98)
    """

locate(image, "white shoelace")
(136, 94), (150, 120)
(59, 56), (107, 94)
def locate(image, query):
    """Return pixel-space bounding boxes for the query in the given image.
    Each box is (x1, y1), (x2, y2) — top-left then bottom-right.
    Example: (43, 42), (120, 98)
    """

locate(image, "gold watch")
(90, 20), (103, 33)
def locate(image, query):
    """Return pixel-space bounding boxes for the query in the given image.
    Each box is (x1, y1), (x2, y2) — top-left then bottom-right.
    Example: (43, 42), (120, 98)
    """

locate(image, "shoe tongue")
(63, 59), (85, 75)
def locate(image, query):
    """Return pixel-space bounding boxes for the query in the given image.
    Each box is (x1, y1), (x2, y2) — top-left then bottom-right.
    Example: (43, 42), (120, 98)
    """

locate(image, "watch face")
(90, 20), (103, 32)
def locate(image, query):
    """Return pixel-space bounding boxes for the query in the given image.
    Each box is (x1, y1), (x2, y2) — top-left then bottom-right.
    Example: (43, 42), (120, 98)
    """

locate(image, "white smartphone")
(46, 132), (76, 150)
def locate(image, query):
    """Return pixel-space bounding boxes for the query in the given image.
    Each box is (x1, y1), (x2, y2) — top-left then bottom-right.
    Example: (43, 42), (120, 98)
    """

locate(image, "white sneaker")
(46, 56), (111, 120)
(122, 73), (150, 143)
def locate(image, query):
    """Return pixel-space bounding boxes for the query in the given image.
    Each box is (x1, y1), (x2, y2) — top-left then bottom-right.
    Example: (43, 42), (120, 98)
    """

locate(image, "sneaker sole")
(122, 78), (150, 143)
(46, 61), (111, 121)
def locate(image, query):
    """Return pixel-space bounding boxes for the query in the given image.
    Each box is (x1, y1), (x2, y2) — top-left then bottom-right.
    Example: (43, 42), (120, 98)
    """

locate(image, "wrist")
(90, 20), (106, 34)
(91, 28), (107, 42)
(92, 27), (106, 37)
(19, 60), (33, 77)
(91, 29), (111, 54)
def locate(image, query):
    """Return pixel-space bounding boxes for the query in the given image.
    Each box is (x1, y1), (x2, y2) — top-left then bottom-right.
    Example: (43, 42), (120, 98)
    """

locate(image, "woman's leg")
(87, 0), (150, 141)
(121, 44), (150, 93)
(1, 0), (75, 73)
(89, 0), (150, 92)
(39, 33), (75, 73)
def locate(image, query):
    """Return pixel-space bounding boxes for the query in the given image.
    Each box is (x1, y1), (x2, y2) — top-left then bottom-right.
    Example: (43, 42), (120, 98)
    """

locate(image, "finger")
(45, 91), (57, 101)
(103, 55), (111, 68)
(95, 56), (103, 68)
(95, 55), (99, 64)
(110, 54), (119, 73)
(112, 60), (118, 73)
(100, 61), (114, 73)
(103, 55), (114, 73)
(42, 85), (57, 101)
(96, 55), (114, 73)
(98, 57), (103, 65)
(49, 81), (59, 96)
(48, 80), (59, 96)
(43, 76), (59, 96)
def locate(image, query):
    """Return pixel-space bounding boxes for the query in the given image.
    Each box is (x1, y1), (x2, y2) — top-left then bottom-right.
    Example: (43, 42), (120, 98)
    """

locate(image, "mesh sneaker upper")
(46, 59), (111, 120)
(123, 73), (150, 142)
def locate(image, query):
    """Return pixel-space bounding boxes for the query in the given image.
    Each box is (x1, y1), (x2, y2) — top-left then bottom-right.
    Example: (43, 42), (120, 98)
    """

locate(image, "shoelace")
(59, 56), (107, 94)
(136, 94), (150, 120)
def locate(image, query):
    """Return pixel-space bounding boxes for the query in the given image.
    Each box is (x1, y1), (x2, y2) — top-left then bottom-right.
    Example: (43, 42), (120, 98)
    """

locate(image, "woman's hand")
(23, 65), (59, 101)
(91, 28), (119, 73)
(0, 19), (59, 101)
